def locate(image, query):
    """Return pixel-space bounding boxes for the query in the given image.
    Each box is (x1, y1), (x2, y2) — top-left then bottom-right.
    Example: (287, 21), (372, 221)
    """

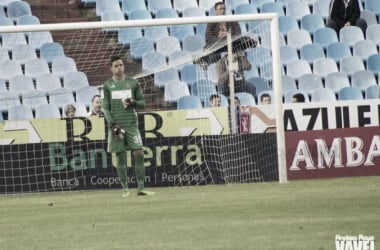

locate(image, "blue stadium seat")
(286, 59), (312, 79)
(247, 76), (270, 96)
(122, 0), (146, 16)
(198, 0), (220, 13)
(183, 6), (206, 17)
(143, 25), (169, 42)
(300, 43), (325, 64)
(118, 27), (143, 46)
(367, 54), (380, 74)
(180, 64), (207, 86)
(312, 0), (330, 19)
(177, 95), (202, 109)
(142, 51), (167, 72)
(228, 0), (250, 11)
(16, 15), (40, 25)
(48, 87), (75, 109)
(7, 1), (32, 20)
(325, 72), (350, 93)
(8, 105), (33, 120)
(156, 36), (181, 58)
(301, 14), (325, 34)
(75, 86), (100, 108)
(182, 35), (205, 54)
(0, 78), (6, 91)
(281, 75), (297, 92)
(11, 44), (37, 65)
(9, 75), (34, 96)
(365, 85), (380, 99)
(22, 90), (48, 110)
(286, 1), (310, 21)
(27, 31), (53, 50)
(96, 0), (121, 17)
(169, 24), (195, 42)
(101, 10), (125, 32)
(338, 86), (363, 100)
(128, 9), (152, 20)
(340, 56), (365, 76)
(360, 10), (378, 26)
(0, 60), (22, 81)
(313, 27), (338, 49)
(173, 0), (198, 14)
(352, 40), (378, 61)
(0, 91), (20, 112)
(36, 73), (62, 93)
(24, 58), (50, 80)
(235, 92), (256, 106)
(260, 2), (284, 16)
(339, 26), (364, 48)
(246, 47), (272, 68)
(298, 74), (323, 95)
(63, 71), (90, 91)
(366, 24), (380, 47)
(35, 103), (61, 119)
(280, 45), (299, 65)
(147, 0), (172, 15)
(326, 42), (352, 63)
(51, 57), (77, 78)
(0, 47), (9, 62)
(168, 50), (193, 69)
(1, 32), (27, 51)
(311, 88), (337, 102)
(365, 0), (380, 16)
(164, 80), (190, 102)
(351, 70), (377, 91)
(154, 68), (180, 88)
(191, 79), (217, 103)
(0, 16), (14, 26)
(287, 29), (312, 50)
(278, 16), (299, 36)
(130, 37), (154, 59)
(39, 42), (65, 64)
(313, 58), (339, 78)
(156, 8), (179, 19)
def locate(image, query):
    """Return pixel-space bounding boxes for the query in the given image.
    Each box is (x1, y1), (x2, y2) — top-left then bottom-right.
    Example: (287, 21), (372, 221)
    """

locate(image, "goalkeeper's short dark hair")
(110, 55), (123, 65)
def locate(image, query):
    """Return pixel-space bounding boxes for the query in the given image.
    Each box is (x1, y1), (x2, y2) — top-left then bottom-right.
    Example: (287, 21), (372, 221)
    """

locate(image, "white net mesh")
(0, 15), (283, 194)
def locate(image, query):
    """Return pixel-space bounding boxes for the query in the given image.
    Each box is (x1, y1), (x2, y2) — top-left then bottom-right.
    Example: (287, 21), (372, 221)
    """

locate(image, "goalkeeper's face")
(111, 59), (125, 77)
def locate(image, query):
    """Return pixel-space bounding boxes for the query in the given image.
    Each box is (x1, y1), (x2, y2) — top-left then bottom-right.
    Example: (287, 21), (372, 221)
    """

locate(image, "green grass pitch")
(0, 176), (379, 250)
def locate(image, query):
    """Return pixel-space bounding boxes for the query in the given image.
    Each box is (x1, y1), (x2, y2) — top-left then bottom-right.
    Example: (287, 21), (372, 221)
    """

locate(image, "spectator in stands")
(64, 104), (76, 118)
(234, 96), (241, 106)
(326, 0), (367, 34)
(88, 94), (103, 116)
(260, 93), (271, 104)
(204, 2), (257, 54)
(215, 51), (256, 96)
(102, 55), (154, 197)
(209, 94), (221, 107)
(292, 93), (306, 103)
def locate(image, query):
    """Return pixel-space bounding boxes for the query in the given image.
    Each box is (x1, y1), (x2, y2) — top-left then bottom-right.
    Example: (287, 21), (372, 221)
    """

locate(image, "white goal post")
(0, 13), (287, 194)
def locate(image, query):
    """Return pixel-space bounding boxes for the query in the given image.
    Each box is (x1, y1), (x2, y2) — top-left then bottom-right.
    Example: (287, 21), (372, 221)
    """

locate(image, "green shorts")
(107, 126), (143, 153)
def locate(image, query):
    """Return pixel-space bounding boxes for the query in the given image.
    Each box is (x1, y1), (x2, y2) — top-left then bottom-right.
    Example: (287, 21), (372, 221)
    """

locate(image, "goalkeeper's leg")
(133, 150), (155, 196)
(112, 152), (129, 197)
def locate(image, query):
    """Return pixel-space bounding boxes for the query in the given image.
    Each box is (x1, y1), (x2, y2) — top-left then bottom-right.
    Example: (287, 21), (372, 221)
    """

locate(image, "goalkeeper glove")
(111, 123), (125, 139)
(123, 98), (136, 108)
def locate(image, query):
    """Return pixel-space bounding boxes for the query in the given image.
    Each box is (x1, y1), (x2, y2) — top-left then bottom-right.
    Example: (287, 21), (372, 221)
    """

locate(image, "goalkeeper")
(102, 55), (155, 197)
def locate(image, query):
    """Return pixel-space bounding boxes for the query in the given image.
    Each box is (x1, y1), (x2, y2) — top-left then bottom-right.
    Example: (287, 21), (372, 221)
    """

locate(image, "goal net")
(0, 14), (286, 194)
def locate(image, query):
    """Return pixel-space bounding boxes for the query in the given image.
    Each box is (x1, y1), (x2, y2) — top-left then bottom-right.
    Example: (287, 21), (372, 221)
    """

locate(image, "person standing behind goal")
(102, 55), (155, 197)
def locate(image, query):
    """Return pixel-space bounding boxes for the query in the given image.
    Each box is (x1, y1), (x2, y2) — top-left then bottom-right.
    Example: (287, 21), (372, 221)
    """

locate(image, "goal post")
(0, 13), (287, 194)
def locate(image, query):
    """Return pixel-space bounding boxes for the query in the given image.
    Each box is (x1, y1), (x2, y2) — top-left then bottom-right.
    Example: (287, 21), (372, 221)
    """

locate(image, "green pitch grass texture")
(1, 177), (379, 250)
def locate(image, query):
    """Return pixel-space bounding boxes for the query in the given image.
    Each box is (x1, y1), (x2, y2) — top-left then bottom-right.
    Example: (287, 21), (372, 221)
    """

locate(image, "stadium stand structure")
(0, 0), (378, 119)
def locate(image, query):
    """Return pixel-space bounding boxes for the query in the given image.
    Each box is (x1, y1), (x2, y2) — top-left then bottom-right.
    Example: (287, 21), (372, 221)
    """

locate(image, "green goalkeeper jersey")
(101, 77), (145, 153)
